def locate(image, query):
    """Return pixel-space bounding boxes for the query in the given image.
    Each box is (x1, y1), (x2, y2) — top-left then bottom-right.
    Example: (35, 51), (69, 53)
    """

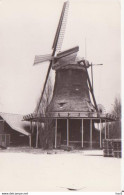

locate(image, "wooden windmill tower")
(23, 1), (117, 149)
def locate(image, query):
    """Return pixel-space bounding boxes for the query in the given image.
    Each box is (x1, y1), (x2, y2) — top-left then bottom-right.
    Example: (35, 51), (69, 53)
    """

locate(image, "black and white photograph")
(0, 0), (122, 193)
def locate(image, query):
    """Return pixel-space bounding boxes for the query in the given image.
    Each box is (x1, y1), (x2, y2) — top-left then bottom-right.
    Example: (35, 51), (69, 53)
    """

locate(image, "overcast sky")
(0, 0), (121, 115)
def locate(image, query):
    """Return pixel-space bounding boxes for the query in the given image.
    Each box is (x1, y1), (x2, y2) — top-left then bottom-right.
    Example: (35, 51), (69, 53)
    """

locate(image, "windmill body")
(47, 46), (95, 115)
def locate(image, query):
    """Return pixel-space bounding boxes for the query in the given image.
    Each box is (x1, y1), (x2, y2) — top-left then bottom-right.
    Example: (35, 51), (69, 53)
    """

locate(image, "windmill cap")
(55, 46), (79, 59)
(52, 46), (90, 70)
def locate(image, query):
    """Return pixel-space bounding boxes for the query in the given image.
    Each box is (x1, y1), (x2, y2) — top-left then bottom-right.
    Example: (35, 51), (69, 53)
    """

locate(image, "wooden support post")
(55, 119), (57, 149)
(111, 121), (113, 134)
(29, 135), (31, 147)
(30, 121), (32, 132)
(29, 121), (32, 147)
(100, 119), (102, 148)
(105, 120), (107, 139)
(3, 120), (5, 131)
(108, 122), (109, 139)
(90, 119), (92, 149)
(67, 118), (69, 147)
(9, 134), (10, 147)
(5, 134), (6, 146)
(36, 121), (39, 148)
(97, 122), (100, 147)
(32, 122), (34, 134)
(82, 119), (84, 148)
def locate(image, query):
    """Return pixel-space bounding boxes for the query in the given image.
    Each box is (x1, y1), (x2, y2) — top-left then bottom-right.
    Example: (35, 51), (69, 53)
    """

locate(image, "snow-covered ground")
(0, 148), (121, 192)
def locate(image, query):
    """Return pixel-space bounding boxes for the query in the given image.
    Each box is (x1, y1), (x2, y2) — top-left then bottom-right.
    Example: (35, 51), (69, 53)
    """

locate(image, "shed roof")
(0, 112), (30, 136)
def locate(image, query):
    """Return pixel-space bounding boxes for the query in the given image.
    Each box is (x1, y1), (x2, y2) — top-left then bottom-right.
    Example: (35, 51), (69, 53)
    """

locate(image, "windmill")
(23, 0), (117, 150)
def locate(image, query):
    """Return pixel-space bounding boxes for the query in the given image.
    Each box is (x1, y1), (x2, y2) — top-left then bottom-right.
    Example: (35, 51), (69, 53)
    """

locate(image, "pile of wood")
(103, 139), (121, 158)
(113, 139), (121, 158)
(103, 139), (113, 157)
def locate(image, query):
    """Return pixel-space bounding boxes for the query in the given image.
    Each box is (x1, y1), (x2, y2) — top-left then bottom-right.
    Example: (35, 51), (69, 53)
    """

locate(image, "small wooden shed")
(0, 113), (31, 148)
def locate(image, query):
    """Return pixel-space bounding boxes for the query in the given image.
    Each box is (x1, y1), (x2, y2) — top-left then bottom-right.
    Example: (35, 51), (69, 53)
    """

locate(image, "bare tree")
(111, 97), (121, 119)
(109, 96), (121, 139)
(35, 76), (55, 149)
(36, 76), (53, 115)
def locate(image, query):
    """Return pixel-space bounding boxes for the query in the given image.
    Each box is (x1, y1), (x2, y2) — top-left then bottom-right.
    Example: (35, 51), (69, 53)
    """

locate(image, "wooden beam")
(108, 122), (109, 139)
(32, 122), (34, 134)
(36, 121), (39, 148)
(111, 121), (113, 134)
(83, 60), (98, 112)
(29, 121), (32, 147)
(55, 119), (57, 149)
(67, 119), (69, 147)
(5, 134), (6, 147)
(30, 121), (32, 132)
(91, 63), (94, 91)
(82, 119), (84, 148)
(90, 119), (92, 149)
(97, 122), (99, 147)
(105, 120), (107, 139)
(29, 135), (31, 147)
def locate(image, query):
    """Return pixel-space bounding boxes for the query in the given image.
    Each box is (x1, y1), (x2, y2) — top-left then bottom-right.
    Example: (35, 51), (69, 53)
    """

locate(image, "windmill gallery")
(22, 1), (117, 150)
(0, 1), (119, 150)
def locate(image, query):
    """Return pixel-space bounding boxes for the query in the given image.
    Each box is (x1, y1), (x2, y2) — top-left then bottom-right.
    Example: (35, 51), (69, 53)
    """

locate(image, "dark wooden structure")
(0, 114), (31, 148)
(103, 139), (121, 158)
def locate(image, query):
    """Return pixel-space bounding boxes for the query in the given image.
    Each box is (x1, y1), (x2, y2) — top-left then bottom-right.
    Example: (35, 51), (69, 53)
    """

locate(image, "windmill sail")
(35, 1), (69, 114)
(52, 1), (69, 52)
(56, 46), (79, 59)
(33, 54), (53, 65)
(52, 46), (79, 69)
(83, 60), (98, 111)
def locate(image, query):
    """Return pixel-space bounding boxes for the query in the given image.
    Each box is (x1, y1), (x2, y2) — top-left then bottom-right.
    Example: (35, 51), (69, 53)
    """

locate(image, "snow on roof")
(0, 112), (30, 136)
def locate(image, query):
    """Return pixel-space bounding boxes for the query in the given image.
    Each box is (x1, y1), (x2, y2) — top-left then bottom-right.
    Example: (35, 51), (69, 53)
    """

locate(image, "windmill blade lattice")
(34, 1), (69, 66)
(52, 1), (69, 52)
(34, 1), (69, 114)
(34, 54), (53, 65)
